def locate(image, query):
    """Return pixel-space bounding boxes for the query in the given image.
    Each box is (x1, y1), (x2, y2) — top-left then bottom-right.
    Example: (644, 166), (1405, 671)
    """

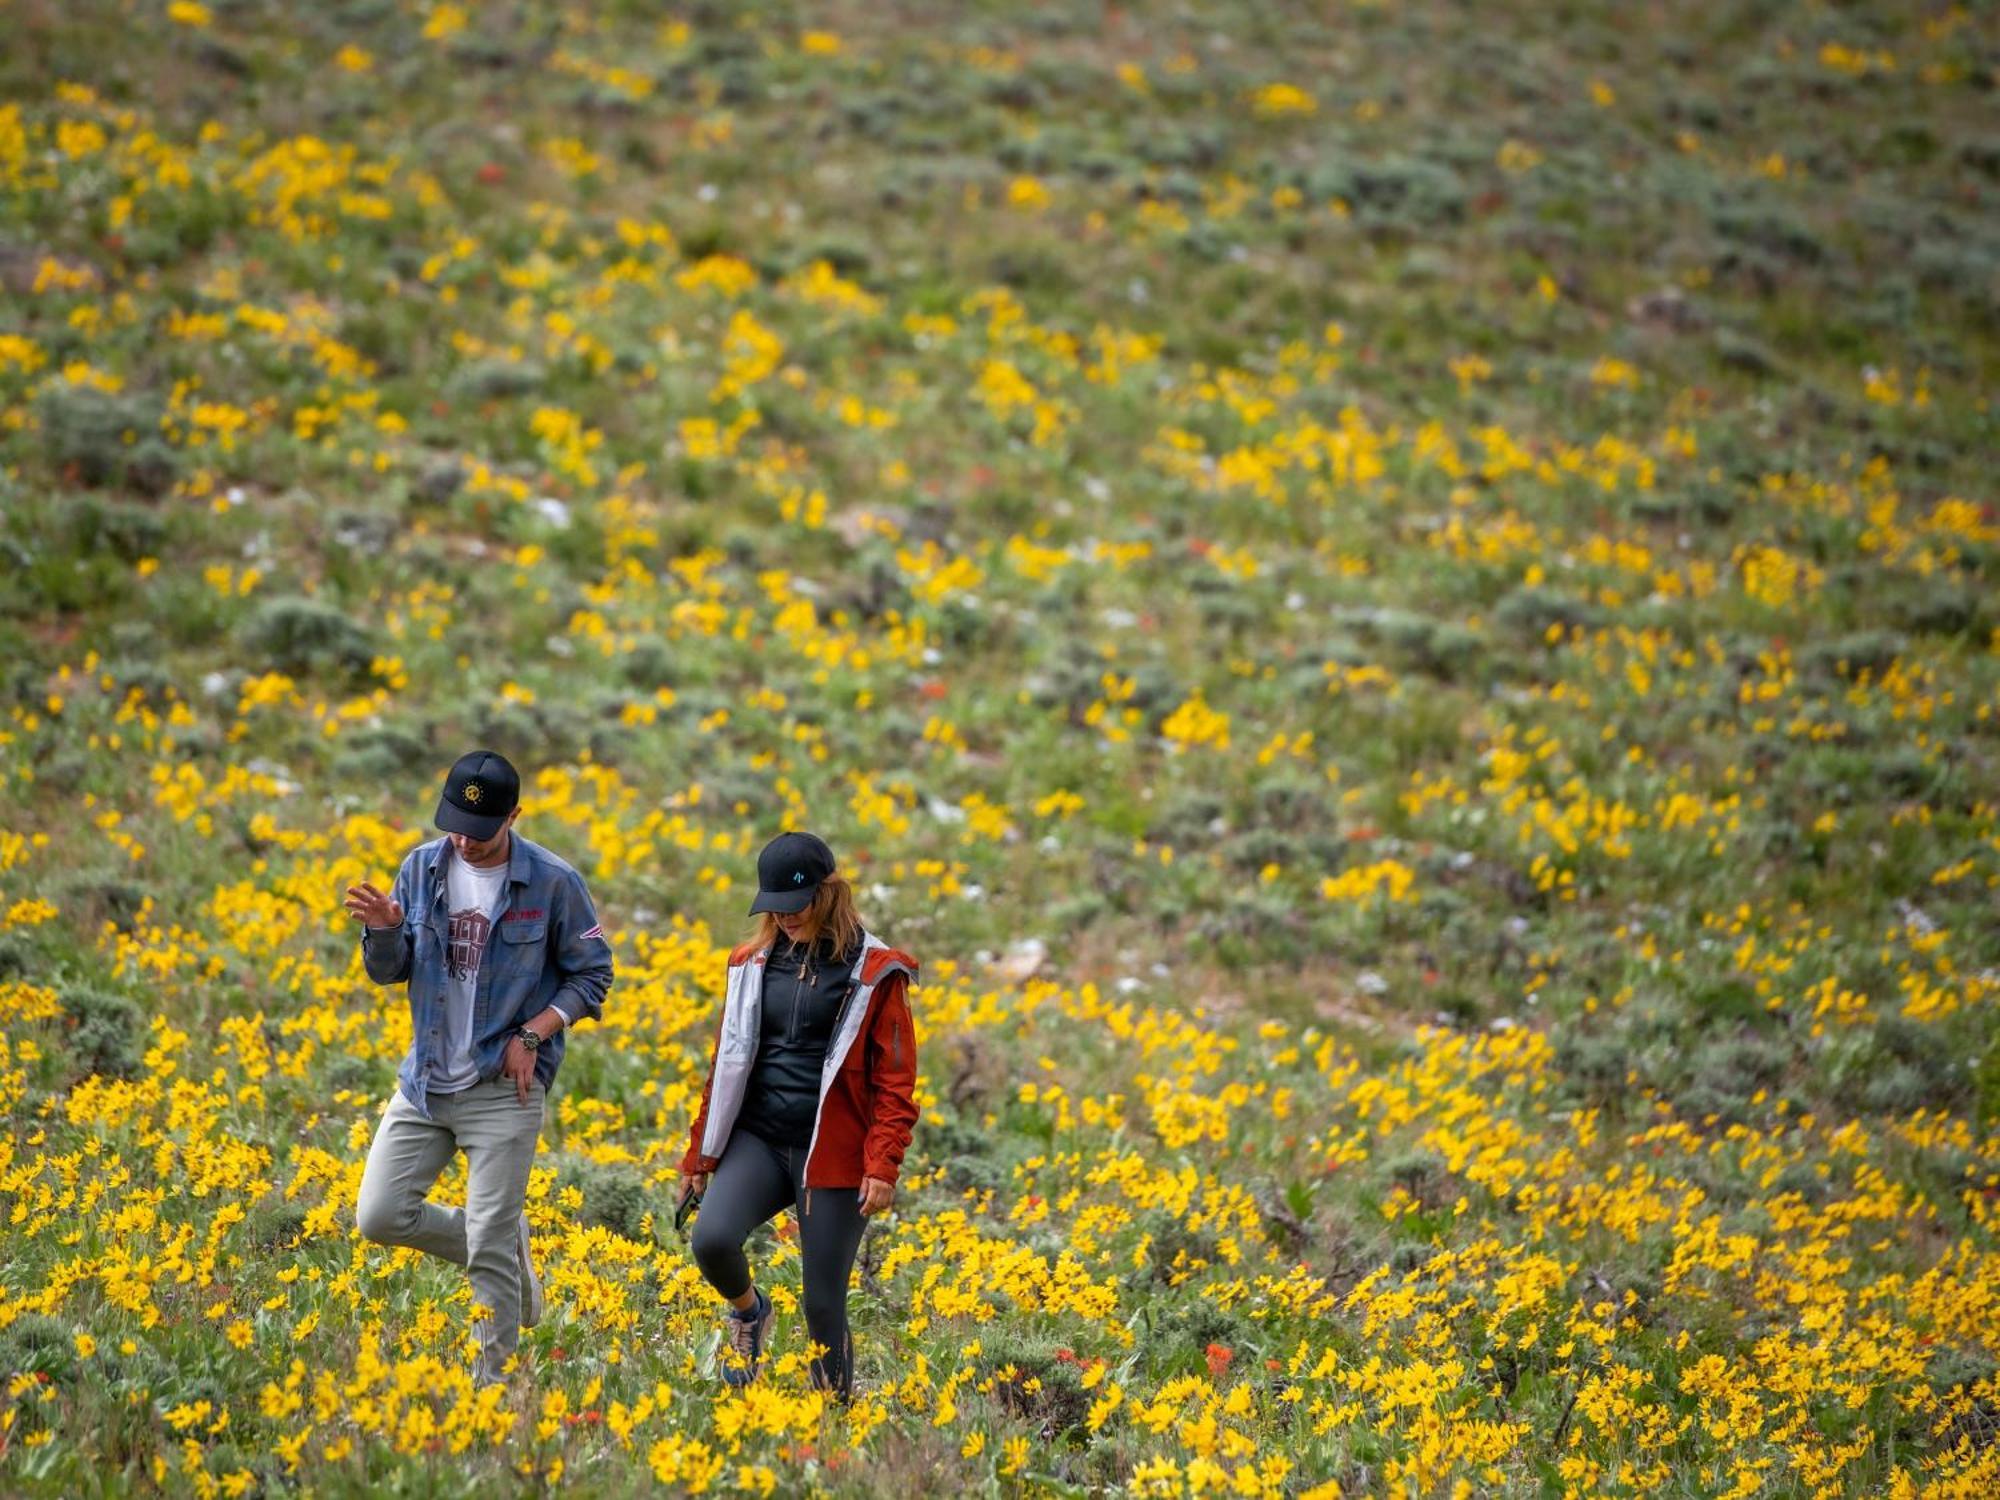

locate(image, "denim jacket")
(360, 833), (613, 1118)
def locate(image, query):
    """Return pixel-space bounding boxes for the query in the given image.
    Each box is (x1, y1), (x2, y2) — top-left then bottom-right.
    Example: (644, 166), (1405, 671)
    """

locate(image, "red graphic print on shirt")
(446, 908), (492, 980)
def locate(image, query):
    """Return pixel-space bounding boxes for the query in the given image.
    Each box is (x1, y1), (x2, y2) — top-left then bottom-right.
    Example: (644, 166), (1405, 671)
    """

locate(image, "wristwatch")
(514, 1027), (543, 1051)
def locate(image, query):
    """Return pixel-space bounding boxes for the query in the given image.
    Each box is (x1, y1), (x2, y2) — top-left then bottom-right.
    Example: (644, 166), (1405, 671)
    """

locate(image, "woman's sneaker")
(807, 1328), (854, 1404)
(721, 1286), (774, 1387)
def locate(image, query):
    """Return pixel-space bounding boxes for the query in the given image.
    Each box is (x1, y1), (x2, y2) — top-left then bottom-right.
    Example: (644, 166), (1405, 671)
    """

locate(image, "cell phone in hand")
(674, 1180), (702, 1237)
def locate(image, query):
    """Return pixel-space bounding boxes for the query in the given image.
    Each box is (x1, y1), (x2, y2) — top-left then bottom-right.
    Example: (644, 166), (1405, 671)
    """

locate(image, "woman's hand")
(679, 1168), (710, 1199)
(857, 1176), (894, 1217)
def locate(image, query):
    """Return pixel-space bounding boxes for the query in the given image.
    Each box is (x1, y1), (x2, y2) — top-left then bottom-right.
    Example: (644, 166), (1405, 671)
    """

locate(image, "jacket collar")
(857, 934), (918, 987)
(425, 831), (533, 888)
(727, 930), (917, 985)
(503, 831), (533, 887)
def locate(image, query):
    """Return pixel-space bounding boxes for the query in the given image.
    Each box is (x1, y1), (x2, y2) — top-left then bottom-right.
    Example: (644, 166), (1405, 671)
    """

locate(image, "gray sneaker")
(721, 1286), (773, 1387)
(517, 1213), (544, 1328)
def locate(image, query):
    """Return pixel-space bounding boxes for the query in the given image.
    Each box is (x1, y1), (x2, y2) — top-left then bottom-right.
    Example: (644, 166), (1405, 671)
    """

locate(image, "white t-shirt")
(431, 849), (511, 1092)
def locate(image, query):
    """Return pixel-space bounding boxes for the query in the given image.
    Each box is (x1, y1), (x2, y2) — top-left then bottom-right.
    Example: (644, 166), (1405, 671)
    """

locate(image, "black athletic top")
(733, 935), (860, 1148)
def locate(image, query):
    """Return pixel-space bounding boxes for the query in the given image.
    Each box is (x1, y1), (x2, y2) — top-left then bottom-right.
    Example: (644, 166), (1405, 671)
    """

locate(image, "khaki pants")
(355, 1077), (545, 1384)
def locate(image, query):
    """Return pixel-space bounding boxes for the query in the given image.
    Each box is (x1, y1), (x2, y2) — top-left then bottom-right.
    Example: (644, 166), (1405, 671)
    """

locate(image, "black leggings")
(688, 1128), (868, 1398)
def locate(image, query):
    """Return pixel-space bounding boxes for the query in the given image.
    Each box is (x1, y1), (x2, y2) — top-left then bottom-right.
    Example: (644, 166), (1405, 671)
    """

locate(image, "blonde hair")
(747, 870), (864, 957)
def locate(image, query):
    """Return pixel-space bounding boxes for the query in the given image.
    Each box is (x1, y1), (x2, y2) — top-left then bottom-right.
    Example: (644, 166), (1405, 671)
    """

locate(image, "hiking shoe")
(808, 1328), (855, 1404)
(721, 1286), (774, 1387)
(517, 1213), (544, 1328)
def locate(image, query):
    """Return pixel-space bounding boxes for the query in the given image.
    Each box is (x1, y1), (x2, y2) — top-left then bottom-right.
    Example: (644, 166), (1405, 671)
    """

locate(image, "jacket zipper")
(793, 946), (810, 1216)
(786, 946), (810, 1161)
(801, 974), (865, 1194)
(788, 944), (809, 1044)
(759, 944), (828, 1204)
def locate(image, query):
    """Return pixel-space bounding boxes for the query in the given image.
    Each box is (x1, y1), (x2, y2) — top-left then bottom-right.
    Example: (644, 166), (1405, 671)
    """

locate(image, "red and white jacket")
(682, 932), (920, 1190)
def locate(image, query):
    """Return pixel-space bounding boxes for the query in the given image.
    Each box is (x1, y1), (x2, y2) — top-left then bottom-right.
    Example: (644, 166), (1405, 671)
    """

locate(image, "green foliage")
(1491, 585), (1604, 642)
(237, 596), (380, 680)
(1675, 1030), (1792, 1126)
(443, 359), (548, 405)
(58, 982), (145, 1081)
(331, 720), (436, 783)
(37, 387), (179, 497)
(1311, 154), (1467, 230)
(569, 1159), (654, 1243)
(1333, 606), (1486, 683)
(0, 1315), (80, 1387)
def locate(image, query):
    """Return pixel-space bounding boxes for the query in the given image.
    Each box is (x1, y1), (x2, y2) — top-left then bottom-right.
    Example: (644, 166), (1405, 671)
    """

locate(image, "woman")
(679, 830), (920, 1400)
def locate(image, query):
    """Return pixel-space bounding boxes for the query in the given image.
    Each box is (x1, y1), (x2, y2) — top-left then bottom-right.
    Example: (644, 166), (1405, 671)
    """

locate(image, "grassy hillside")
(1, 1), (1996, 1495)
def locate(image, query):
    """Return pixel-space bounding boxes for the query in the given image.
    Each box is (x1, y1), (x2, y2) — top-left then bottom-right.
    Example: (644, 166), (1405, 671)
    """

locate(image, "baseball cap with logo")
(748, 831), (837, 915)
(435, 749), (520, 840)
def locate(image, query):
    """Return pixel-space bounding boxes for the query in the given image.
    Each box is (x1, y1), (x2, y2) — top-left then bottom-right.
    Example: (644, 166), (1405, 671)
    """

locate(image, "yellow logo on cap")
(462, 782), (483, 805)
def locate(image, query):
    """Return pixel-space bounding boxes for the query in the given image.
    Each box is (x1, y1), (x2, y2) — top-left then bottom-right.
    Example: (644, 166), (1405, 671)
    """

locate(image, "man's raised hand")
(343, 881), (404, 928)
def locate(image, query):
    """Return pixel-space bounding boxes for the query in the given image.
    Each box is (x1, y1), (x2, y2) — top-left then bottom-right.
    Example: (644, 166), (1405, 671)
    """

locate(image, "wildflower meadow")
(0, 2), (1996, 1496)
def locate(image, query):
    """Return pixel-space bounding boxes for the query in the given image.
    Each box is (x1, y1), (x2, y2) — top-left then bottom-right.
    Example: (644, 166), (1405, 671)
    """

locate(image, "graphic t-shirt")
(430, 849), (509, 1092)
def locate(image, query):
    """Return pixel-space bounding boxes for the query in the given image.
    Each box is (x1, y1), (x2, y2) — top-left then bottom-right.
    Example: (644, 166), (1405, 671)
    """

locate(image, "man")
(343, 749), (613, 1385)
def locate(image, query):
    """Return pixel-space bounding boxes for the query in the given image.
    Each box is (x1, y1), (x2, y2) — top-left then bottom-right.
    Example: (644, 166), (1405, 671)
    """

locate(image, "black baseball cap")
(435, 749), (520, 840)
(749, 831), (836, 915)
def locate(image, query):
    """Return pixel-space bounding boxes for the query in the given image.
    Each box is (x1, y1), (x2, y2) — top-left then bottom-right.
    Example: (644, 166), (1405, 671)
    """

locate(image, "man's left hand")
(501, 1035), (538, 1103)
(500, 1010), (564, 1102)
